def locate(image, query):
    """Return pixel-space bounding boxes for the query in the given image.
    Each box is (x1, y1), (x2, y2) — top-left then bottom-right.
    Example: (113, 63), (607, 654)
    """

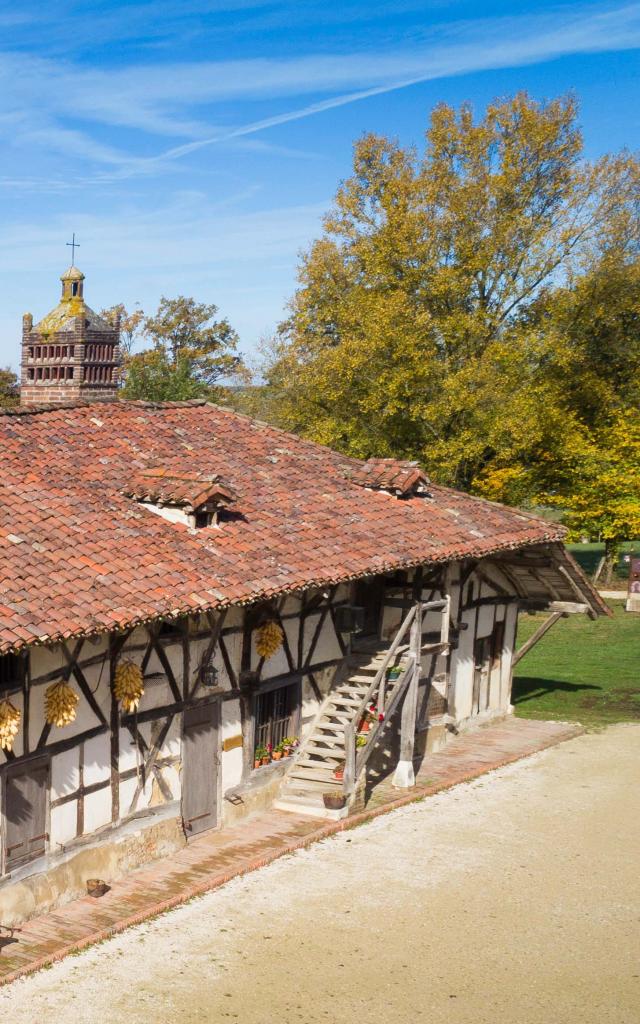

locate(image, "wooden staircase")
(273, 647), (410, 819)
(274, 598), (451, 820)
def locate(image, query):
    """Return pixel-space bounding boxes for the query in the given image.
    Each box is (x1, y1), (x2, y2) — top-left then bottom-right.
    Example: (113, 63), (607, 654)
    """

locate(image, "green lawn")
(512, 602), (640, 727)
(567, 541), (638, 582)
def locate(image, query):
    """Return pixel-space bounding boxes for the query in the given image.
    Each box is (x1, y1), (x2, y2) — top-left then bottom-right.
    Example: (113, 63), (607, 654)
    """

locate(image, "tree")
(262, 93), (639, 495)
(100, 303), (145, 356)
(0, 368), (19, 408)
(546, 414), (640, 584)
(121, 296), (242, 401)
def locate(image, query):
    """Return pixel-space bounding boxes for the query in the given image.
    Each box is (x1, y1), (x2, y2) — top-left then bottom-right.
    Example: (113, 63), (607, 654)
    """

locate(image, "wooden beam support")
(512, 611), (566, 667)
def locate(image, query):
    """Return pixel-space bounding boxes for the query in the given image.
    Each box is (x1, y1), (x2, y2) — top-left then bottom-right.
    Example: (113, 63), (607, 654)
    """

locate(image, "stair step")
(323, 710), (352, 722)
(328, 696), (361, 708)
(296, 755), (342, 770)
(309, 733), (345, 746)
(314, 725), (345, 737)
(284, 776), (341, 792)
(288, 766), (340, 784)
(302, 743), (344, 757)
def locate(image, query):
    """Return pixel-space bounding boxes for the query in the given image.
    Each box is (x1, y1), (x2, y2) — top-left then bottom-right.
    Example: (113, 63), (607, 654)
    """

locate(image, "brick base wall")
(20, 385), (119, 406)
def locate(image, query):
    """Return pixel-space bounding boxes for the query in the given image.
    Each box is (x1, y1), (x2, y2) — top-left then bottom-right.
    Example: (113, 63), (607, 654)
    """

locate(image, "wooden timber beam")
(512, 611), (567, 667)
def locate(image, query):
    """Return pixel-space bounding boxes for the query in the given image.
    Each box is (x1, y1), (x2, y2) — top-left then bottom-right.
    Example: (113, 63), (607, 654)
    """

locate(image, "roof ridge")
(0, 398), (210, 417)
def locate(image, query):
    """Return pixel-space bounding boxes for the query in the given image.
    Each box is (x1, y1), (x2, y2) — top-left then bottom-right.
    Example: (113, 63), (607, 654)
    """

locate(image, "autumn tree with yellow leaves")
(249, 93), (639, 564)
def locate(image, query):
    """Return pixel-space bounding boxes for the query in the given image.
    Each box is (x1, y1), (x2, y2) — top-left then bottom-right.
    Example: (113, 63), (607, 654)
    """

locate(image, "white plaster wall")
(449, 604), (477, 722)
(222, 748), (243, 791)
(83, 733), (110, 787)
(51, 747), (79, 799)
(50, 801), (77, 848)
(84, 787), (112, 833)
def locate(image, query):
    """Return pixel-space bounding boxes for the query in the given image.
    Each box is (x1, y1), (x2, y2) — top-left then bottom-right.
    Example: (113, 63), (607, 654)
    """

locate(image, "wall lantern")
(200, 663), (219, 689)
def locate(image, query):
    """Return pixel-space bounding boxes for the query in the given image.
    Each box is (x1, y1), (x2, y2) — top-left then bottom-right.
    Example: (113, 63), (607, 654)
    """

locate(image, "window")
(0, 653), (23, 693)
(71, 282), (79, 296)
(254, 681), (299, 757)
(194, 509), (212, 529)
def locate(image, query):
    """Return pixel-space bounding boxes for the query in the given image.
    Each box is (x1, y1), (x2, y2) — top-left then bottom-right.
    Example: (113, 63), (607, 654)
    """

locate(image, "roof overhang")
(484, 542), (610, 618)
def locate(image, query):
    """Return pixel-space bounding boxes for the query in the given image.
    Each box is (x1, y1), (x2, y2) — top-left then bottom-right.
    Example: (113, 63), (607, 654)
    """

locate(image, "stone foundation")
(0, 811), (185, 927)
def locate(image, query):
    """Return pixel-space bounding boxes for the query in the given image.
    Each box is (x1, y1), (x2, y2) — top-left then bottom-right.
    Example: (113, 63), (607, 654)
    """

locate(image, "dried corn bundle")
(114, 659), (144, 713)
(0, 699), (20, 751)
(255, 620), (284, 659)
(45, 680), (79, 727)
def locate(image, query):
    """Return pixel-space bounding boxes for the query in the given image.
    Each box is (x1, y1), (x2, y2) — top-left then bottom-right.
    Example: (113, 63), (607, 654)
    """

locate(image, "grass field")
(512, 601), (640, 727)
(567, 541), (638, 582)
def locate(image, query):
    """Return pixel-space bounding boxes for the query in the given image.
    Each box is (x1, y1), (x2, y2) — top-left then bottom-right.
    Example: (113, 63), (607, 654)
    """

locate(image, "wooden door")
(354, 578), (383, 639)
(182, 702), (219, 837)
(4, 759), (49, 872)
(472, 636), (491, 714)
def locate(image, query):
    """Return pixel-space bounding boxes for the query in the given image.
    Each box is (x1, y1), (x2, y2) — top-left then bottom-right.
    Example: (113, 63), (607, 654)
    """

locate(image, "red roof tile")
(0, 399), (566, 652)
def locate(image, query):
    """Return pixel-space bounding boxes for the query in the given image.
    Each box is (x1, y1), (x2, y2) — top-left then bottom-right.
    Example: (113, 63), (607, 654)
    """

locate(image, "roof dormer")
(123, 468), (237, 529)
(348, 458), (431, 498)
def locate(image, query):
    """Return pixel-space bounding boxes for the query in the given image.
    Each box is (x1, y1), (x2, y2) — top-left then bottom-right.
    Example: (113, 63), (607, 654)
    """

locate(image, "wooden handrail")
(349, 604), (417, 727)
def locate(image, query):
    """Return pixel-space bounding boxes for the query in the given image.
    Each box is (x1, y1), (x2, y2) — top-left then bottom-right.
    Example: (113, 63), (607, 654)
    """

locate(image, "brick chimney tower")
(20, 266), (122, 406)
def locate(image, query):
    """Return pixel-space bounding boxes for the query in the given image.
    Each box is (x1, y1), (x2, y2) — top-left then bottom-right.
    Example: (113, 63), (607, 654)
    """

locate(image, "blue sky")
(0, 0), (639, 369)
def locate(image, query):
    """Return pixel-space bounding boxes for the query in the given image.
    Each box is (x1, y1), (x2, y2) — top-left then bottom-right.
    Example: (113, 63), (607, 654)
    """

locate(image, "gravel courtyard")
(2, 724), (638, 1024)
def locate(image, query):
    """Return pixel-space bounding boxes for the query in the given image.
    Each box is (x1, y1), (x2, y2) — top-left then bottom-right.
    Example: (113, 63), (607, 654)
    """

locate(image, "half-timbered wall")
(0, 560), (521, 907)
(0, 583), (353, 879)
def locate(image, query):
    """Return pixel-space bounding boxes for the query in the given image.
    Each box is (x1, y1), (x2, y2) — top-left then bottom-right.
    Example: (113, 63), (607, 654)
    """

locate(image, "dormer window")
(123, 468), (238, 530)
(348, 459), (431, 498)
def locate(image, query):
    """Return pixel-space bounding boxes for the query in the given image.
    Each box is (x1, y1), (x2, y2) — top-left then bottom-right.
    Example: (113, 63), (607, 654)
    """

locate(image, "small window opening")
(254, 682), (298, 761)
(71, 282), (79, 296)
(28, 368), (34, 380)
(0, 653), (23, 693)
(194, 509), (213, 529)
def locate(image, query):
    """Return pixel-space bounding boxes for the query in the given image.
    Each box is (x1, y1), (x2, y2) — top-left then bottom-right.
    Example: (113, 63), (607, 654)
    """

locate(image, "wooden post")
(512, 610), (567, 667)
(343, 721), (356, 796)
(392, 602), (422, 788)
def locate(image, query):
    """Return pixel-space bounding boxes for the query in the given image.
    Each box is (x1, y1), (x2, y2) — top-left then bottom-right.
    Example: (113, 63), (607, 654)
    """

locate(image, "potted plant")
(282, 736), (299, 756)
(272, 741), (284, 761)
(323, 791), (346, 810)
(333, 760), (345, 781)
(254, 745), (268, 767)
(386, 665), (401, 681)
(262, 743), (273, 766)
(356, 734), (368, 749)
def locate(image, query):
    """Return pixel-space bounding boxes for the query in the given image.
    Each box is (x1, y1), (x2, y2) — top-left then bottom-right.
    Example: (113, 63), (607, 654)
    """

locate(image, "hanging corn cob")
(44, 680), (79, 727)
(0, 699), (21, 751)
(255, 620), (284, 659)
(114, 659), (144, 713)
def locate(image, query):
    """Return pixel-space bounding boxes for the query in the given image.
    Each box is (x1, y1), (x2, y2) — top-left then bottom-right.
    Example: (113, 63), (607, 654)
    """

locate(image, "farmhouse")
(0, 393), (607, 924)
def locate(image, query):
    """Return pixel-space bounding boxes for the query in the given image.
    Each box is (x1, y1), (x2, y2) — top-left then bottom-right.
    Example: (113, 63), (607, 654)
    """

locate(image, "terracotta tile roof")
(0, 400), (567, 653)
(349, 458), (430, 496)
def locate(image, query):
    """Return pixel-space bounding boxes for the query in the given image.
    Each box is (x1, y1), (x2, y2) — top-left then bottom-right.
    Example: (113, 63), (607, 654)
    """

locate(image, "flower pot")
(254, 759), (261, 769)
(323, 793), (346, 810)
(272, 751), (282, 760)
(261, 757), (271, 766)
(333, 767), (345, 781)
(360, 720), (371, 733)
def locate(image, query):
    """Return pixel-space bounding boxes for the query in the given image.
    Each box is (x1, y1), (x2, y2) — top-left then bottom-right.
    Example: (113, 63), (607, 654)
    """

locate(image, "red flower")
(378, 713), (385, 721)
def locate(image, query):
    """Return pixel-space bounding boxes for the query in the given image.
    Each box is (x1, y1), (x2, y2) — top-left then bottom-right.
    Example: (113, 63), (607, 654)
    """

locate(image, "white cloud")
(0, 2), (639, 180)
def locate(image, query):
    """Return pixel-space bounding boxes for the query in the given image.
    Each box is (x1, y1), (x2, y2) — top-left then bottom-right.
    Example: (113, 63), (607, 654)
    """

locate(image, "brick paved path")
(0, 716), (581, 986)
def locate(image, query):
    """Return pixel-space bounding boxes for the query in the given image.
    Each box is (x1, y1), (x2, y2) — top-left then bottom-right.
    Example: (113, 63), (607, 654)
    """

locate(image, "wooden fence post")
(392, 602), (422, 788)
